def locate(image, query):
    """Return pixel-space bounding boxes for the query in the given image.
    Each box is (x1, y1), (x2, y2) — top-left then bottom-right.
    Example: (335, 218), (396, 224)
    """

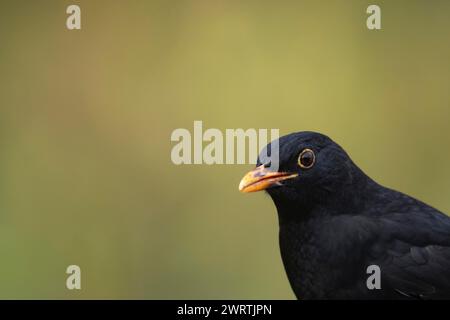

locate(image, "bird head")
(239, 131), (366, 214)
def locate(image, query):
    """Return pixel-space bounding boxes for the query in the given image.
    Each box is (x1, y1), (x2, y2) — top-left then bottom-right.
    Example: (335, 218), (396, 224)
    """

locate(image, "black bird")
(239, 131), (450, 299)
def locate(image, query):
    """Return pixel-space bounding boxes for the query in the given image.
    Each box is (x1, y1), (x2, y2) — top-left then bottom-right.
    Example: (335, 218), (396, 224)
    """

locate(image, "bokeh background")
(0, 0), (450, 299)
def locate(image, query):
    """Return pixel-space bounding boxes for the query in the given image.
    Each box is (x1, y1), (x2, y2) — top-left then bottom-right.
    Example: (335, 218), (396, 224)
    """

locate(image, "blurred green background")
(0, 0), (450, 299)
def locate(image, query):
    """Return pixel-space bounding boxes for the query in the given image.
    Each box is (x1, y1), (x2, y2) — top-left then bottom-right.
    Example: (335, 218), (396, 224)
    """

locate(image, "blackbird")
(239, 131), (450, 299)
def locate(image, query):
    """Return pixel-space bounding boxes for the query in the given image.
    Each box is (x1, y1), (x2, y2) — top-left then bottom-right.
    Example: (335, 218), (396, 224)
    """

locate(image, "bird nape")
(239, 131), (450, 300)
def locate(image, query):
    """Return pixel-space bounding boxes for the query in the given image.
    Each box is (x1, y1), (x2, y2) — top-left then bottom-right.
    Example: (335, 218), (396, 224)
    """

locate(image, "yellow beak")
(239, 165), (298, 193)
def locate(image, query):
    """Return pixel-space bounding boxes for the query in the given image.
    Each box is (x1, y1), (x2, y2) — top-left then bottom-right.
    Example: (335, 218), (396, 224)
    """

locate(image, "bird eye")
(298, 149), (315, 169)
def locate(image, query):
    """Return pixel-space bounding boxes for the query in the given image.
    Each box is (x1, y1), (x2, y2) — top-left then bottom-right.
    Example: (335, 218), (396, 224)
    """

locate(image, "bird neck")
(276, 166), (381, 226)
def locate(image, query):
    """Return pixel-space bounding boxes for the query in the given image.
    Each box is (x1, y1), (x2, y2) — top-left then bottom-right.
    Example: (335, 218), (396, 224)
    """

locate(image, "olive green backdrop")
(0, 0), (449, 299)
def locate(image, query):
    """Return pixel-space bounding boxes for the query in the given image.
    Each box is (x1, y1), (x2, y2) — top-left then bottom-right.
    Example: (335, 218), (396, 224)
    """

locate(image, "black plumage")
(239, 131), (450, 299)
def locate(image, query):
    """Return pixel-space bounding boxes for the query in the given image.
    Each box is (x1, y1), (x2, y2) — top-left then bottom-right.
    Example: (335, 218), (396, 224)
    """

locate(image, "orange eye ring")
(298, 149), (316, 169)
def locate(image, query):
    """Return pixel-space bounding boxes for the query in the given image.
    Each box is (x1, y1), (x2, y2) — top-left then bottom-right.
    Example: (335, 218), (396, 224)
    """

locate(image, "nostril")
(254, 171), (265, 177)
